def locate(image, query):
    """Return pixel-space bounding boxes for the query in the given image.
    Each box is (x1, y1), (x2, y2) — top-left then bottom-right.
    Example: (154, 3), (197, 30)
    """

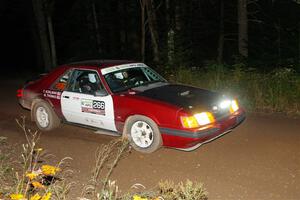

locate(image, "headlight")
(194, 112), (215, 125)
(218, 99), (240, 113)
(219, 100), (231, 109)
(229, 99), (239, 113)
(181, 112), (215, 128)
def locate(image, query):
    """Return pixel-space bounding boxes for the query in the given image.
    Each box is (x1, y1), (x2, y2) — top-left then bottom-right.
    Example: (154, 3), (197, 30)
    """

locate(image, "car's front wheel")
(124, 115), (162, 153)
(32, 101), (60, 131)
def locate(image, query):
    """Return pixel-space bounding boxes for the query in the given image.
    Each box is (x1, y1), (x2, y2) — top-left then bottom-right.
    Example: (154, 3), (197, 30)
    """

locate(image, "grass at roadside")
(171, 64), (300, 115)
(0, 118), (208, 200)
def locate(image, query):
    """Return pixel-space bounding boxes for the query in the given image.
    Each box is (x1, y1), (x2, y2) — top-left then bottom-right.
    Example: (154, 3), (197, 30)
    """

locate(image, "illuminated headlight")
(181, 112), (215, 128)
(229, 99), (239, 113)
(219, 99), (240, 113)
(219, 100), (231, 109)
(195, 112), (215, 125)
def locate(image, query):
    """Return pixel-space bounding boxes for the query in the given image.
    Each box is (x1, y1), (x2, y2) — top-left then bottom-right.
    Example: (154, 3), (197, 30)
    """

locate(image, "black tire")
(123, 115), (162, 153)
(32, 101), (60, 131)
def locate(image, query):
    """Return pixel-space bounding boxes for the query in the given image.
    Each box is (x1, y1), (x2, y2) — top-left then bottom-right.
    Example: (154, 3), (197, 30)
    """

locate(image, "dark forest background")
(1, 0), (300, 73)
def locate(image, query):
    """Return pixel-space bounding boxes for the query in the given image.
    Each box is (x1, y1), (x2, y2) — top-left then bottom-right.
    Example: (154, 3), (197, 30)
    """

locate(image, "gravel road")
(1, 79), (299, 199)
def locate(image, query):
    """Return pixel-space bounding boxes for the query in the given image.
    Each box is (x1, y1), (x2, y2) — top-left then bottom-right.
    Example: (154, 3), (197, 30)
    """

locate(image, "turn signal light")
(181, 112), (215, 128)
(181, 116), (199, 128)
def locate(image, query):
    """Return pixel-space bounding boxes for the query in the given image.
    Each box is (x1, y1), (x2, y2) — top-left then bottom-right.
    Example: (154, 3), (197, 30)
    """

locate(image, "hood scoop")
(179, 90), (190, 96)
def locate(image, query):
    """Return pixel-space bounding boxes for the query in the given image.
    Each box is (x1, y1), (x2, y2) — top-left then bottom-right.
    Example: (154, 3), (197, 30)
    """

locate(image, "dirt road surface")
(1, 79), (299, 199)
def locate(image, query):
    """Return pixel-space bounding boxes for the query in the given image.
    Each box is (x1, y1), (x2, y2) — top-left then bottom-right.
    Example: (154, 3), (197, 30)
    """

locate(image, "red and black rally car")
(17, 60), (245, 153)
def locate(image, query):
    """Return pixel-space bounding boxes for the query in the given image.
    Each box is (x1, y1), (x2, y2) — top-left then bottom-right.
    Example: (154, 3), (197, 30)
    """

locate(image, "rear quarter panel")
(23, 66), (68, 118)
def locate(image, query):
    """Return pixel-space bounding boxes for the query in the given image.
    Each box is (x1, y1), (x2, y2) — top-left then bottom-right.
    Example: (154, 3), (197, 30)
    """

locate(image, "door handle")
(63, 95), (70, 99)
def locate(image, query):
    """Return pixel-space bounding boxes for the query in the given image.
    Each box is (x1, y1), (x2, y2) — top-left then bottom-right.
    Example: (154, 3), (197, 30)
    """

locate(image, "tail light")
(17, 89), (23, 98)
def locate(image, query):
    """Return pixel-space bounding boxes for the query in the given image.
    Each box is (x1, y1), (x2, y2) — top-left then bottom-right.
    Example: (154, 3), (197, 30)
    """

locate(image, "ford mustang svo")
(17, 60), (246, 153)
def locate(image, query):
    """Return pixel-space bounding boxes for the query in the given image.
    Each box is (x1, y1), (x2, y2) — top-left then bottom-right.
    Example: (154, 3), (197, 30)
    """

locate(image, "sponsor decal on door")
(43, 89), (61, 99)
(81, 99), (105, 115)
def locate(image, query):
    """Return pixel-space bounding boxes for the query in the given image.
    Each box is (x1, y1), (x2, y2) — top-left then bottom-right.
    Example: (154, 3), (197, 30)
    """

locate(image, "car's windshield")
(104, 66), (166, 93)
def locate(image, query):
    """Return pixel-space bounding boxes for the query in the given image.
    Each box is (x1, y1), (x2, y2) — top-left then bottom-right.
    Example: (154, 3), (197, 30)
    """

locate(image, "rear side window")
(51, 70), (72, 91)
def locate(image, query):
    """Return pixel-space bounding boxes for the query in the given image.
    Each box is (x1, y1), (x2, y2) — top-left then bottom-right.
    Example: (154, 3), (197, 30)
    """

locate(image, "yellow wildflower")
(35, 148), (43, 152)
(41, 165), (60, 176)
(9, 194), (25, 200)
(32, 181), (45, 189)
(30, 193), (41, 200)
(41, 192), (51, 200)
(26, 172), (39, 180)
(133, 195), (148, 200)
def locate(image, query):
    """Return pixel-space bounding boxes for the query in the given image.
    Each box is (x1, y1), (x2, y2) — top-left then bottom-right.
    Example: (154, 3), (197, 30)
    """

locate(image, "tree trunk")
(140, 0), (146, 62)
(275, 20), (281, 65)
(119, 1), (128, 57)
(32, 0), (52, 71)
(145, 0), (160, 64)
(46, 13), (57, 67)
(175, 1), (181, 31)
(91, 0), (102, 55)
(298, 22), (300, 65)
(166, 0), (174, 66)
(238, 0), (248, 58)
(166, 0), (170, 28)
(217, 0), (224, 64)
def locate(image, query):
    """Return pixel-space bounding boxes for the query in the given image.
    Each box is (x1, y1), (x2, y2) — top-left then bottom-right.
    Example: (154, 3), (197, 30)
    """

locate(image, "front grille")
(212, 108), (230, 120)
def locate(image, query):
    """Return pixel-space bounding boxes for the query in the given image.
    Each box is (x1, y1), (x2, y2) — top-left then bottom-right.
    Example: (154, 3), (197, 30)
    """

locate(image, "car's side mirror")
(94, 89), (108, 97)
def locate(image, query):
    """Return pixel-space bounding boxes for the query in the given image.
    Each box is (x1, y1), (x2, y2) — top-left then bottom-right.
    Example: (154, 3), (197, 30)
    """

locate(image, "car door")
(61, 69), (117, 131)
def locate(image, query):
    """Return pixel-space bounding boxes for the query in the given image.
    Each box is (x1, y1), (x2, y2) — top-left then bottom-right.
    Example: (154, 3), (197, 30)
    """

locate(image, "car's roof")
(65, 59), (136, 69)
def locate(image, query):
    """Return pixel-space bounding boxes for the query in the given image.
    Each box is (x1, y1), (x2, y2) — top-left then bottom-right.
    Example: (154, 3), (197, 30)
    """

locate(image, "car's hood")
(134, 84), (223, 112)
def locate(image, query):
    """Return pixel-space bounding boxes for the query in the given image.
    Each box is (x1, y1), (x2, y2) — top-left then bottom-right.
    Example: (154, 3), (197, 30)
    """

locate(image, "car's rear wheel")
(32, 101), (60, 131)
(123, 115), (162, 153)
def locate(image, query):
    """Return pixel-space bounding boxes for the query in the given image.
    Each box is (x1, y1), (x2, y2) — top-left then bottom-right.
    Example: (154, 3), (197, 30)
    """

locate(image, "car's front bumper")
(159, 108), (246, 150)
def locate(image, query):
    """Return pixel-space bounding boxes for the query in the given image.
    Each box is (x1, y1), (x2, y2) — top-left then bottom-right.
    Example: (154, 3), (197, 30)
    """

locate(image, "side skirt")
(63, 121), (121, 137)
